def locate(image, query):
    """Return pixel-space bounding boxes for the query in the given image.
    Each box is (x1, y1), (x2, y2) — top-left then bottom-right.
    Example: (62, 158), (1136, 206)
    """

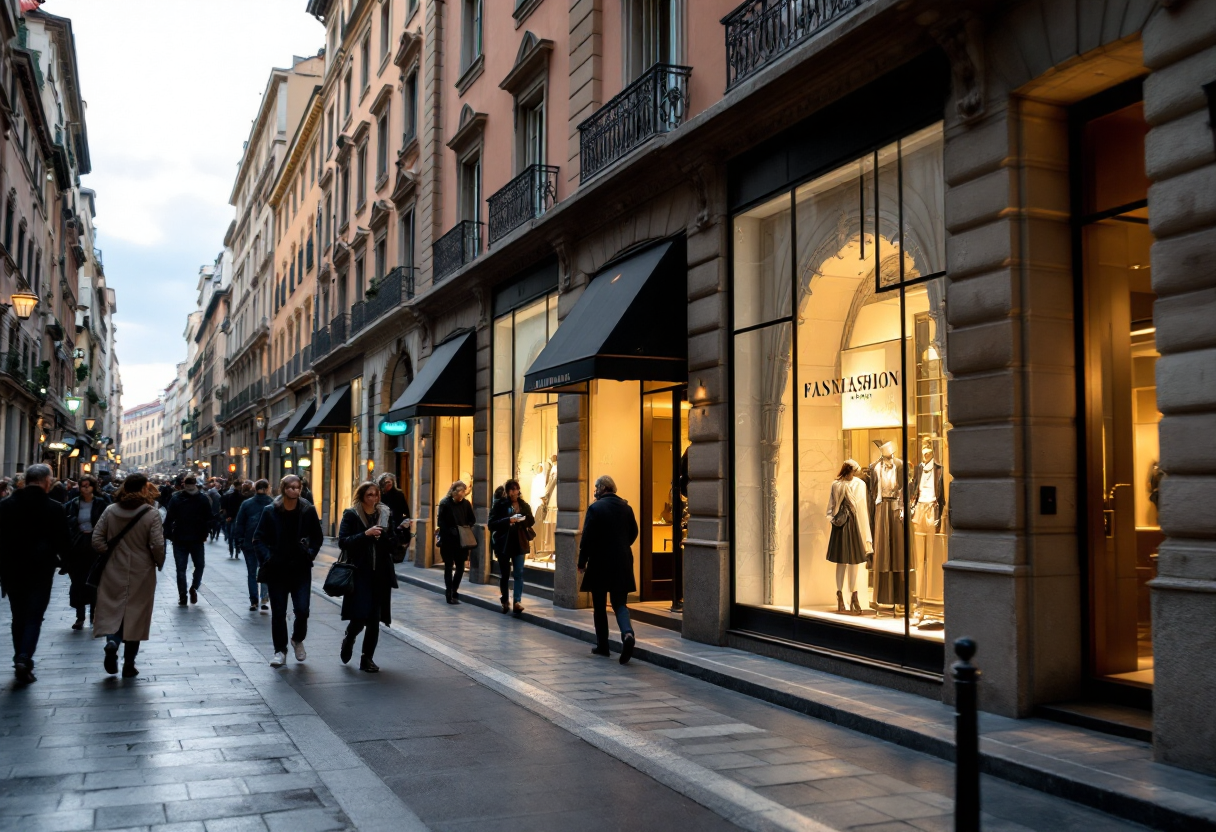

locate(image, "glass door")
(641, 386), (689, 605)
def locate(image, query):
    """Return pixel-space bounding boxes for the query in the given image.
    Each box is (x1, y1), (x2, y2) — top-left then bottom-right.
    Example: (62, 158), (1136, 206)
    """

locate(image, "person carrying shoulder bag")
(435, 480), (476, 604)
(487, 479), (534, 615)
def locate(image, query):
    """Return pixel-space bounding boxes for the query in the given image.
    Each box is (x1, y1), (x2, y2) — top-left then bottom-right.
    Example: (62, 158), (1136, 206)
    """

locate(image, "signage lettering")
(529, 372), (570, 391)
(804, 371), (900, 399)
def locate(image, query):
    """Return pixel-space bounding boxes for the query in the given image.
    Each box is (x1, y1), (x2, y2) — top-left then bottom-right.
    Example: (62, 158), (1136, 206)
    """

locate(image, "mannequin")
(825, 459), (872, 614)
(533, 454), (558, 559)
(909, 442), (946, 628)
(867, 441), (906, 612)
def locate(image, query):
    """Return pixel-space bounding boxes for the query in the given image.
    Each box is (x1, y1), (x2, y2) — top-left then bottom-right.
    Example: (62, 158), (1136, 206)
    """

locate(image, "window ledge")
(356, 199), (367, 215)
(455, 53), (485, 97)
(359, 84), (372, 105)
(374, 172), (390, 193)
(342, 114), (354, 133)
(377, 50), (392, 78)
(512, 0), (544, 28)
(339, 220), (350, 236)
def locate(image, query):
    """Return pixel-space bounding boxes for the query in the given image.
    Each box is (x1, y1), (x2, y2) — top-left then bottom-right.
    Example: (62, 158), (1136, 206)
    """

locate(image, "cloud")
(120, 362), (179, 409)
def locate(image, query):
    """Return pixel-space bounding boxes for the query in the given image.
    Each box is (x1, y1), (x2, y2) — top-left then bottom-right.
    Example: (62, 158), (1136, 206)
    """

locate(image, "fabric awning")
(386, 331), (475, 421)
(523, 239), (687, 393)
(279, 398), (316, 440)
(302, 385), (352, 434)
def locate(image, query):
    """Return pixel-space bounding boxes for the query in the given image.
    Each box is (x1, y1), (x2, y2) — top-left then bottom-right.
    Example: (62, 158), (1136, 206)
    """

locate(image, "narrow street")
(0, 539), (1155, 832)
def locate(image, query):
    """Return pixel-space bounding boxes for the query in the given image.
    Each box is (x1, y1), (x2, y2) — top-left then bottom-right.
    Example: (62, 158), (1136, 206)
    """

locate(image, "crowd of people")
(0, 461), (642, 685)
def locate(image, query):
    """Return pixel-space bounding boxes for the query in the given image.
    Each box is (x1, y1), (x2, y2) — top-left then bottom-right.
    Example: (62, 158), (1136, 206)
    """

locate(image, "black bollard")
(953, 637), (981, 832)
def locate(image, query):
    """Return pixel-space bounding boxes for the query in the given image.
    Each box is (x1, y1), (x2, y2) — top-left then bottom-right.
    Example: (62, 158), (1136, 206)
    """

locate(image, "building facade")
(120, 399), (164, 473)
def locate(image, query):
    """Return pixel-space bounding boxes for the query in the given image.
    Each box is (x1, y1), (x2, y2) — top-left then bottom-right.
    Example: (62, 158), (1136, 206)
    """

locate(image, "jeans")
(442, 552), (467, 599)
(105, 620), (139, 661)
(224, 519), (236, 553)
(172, 541), (206, 598)
(497, 553), (525, 605)
(243, 545), (268, 605)
(267, 578), (310, 654)
(344, 618), (380, 660)
(590, 589), (633, 652)
(7, 573), (52, 666)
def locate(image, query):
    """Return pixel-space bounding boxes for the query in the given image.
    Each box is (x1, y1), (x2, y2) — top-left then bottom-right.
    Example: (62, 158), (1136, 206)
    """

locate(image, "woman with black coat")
(337, 482), (409, 672)
(435, 480), (476, 604)
(487, 479), (534, 615)
(63, 475), (111, 629)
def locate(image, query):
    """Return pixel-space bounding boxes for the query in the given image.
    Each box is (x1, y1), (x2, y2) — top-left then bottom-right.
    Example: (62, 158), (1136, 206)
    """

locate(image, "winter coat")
(220, 487), (246, 521)
(233, 493), (272, 550)
(380, 486), (409, 530)
(487, 496), (535, 559)
(91, 502), (165, 641)
(577, 493), (639, 594)
(162, 489), (214, 544)
(0, 486), (71, 594)
(64, 494), (111, 607)
(338, 505), (399, 624)
(253, 497), (323, 586)
(435, 495), (476, 558)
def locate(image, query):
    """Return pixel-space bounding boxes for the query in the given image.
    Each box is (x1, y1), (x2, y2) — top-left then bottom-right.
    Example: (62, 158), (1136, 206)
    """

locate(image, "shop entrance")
(1074, 83), (1158, 695)
(641, 385), (690, 605)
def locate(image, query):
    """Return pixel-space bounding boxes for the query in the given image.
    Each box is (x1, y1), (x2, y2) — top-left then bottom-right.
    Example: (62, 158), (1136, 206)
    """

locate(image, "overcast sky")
(51, 0), (323, 408)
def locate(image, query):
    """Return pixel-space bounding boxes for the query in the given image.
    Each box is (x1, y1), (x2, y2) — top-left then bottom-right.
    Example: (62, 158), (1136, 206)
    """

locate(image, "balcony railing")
(433, 221), (482, 283)
(330, 312), (348, 345)
(578, 63), (691, 182)
(723, 0), (864, 89)
(313, 325), (332, 359)
(365, 266), (415, 323)
(488, 165), (559, 245)
(350, 300), (368, 337)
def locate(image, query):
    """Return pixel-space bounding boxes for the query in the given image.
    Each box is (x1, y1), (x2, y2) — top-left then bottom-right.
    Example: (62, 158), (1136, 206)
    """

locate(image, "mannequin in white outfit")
(825, 459), (873, 613)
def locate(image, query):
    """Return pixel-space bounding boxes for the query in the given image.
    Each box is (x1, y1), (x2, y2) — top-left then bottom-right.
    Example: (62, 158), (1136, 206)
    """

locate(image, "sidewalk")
(319, 544), (1216, 832)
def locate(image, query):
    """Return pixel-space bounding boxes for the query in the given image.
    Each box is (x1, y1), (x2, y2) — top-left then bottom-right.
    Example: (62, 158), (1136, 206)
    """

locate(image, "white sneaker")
(291, 640), (307, 662)
(270, 652), (286, 668)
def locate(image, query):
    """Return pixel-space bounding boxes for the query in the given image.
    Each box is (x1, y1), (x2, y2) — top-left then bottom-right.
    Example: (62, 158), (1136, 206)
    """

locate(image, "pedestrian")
(577, 475), (639, 664)
(253, 474), (323, 668)
(0, 478), (11, 500)
(157, 478), (173, 508)
(300, 477), (313, 505)
(162, 474), (212, 606)
(91, 474), (164, 678)
(435, 480), (476, 604)
(64, 479), (80, 502)
(206, 479), (222, 541)
(0, 464), (71, 683)
(234, 479), (273, 611)
(63, 474), (111, 629)
(377, 473), (410, 562)
(221, 479), (246, 558)
(13, 472), (24, 490)
(338, 481), (409, 672)
(48, 478), (68, 504)
(488, 478), (534, 616)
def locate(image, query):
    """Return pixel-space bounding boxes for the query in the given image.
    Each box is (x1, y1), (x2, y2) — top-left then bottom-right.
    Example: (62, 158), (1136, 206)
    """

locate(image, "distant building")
(120, 399), (164, 473)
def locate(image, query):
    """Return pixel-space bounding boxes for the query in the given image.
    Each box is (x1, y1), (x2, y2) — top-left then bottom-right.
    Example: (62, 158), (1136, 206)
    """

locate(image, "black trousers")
(345, 618), (380, 660)
(590, 589), (633, 652)
(442, 551), (467, 599)
(7, 573), (52, 666)
(106, 620), (139, 660)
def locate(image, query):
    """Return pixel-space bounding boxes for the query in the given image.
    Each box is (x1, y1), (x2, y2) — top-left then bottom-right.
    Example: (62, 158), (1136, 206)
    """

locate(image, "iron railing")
(433, 221), (482, 282)
(723, 0), (863, 89)
(578, 63), (691, 182)
(365, 266), (415, 322)
(350, 300), (367, 337)
(488, 164), (559, 244)
(313, 325), (332, 359)
(329, 312), (348, 345)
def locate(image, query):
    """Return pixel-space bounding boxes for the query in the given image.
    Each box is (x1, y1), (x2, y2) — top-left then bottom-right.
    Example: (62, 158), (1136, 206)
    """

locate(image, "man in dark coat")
(220, 480), (246, 558)
(0, 464), (71, 683)
(162, 475), (213, 606)
(234, 480), (274, 611)
(253, 475), (323, 668)
(578, 474), (640, 664)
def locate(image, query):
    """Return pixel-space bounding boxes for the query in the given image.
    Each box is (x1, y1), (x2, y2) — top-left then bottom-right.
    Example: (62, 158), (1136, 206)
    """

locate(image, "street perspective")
(1, 0), (1215, 831)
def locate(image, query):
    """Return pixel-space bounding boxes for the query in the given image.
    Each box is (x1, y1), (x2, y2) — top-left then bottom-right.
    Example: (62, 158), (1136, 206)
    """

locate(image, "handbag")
(86, 506), (152, 589)
(323, 552), (357, 597)
(457, 524), (477, 549)
(830, 488), (854, 528)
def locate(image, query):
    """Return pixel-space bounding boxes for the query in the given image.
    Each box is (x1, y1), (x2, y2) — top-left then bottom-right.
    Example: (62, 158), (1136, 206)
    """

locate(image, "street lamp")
(65, 395), (82, 414)
(255, 415), (266, 430)
(84, 417), (96, 432)
(9, 291), (38, 320)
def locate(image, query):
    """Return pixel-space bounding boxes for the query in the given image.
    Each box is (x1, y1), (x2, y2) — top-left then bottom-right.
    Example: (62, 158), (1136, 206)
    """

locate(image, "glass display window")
(492, 293), (559, 570)
(732, 123), (950, 668)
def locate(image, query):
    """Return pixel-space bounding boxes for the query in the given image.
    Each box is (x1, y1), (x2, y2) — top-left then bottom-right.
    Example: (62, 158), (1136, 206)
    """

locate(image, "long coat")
(487, 496), (535, 559)
(577, 493), (639, 594)
(64, 494), (111, 609)
(252, 498), (324, 586)
(435, 495), (476, 559)
(91, 503), (166, 641)
(338, 505), (400, 624)
(0, 487), (71, 595)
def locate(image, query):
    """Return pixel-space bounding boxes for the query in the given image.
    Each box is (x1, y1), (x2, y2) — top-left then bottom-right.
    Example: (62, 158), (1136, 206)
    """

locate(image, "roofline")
(228, 69), (290, 205)
(270, 85), (323, 207)
(29, 10), (91, 175)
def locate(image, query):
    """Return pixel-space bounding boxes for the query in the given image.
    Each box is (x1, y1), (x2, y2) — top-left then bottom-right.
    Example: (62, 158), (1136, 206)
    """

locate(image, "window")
(354, 254), (366, 299)
(356, 145), (367, 208)
(343, 70), (353, 119)
(289, 257), (296, 292)
(298, 248), (305, 286)
(340, 166), (351, 227)
(519, 93), (545, 169)
(461, 0), (483, 71)
(625, 0), (682, 81)
(459, 154), (481, 223)
(3, 200), (12, 251)
(731, 124), (948, 658)
(16, 224), (24, 273)
(325, 194), (333, 246)
(376, 111), (389, 180)
(399, 208), (415, 268)
(374, 236), (386, 280)
(307, 233), (315, 271)
(361, 33), (371, 91)
(380, 1), (391, 61)
(403, 72), (418, 143)
(328, 107), (336, 153)
(33, 250), (40, 295)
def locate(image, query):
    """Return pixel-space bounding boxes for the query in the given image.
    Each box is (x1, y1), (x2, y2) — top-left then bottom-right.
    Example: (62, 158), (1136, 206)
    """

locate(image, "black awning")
(523, 239), (686, 392)
(279, 398), (317, 440)
(303, 385), (352, 434)
(387, 331), (476, 421)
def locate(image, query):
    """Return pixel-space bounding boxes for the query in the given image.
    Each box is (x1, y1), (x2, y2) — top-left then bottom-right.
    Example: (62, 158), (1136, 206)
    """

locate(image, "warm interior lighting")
(84, 417), (96, 432)
(298, 457), (312, 468)
(68, 448), (80, 458)
(283, 459), (293, 468)
(1130, 326), (1156, 337)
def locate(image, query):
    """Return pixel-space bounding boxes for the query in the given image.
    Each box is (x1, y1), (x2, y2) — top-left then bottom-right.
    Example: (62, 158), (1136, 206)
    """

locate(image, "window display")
(733, 123), (950, 651)
(492, 293), (559, 570)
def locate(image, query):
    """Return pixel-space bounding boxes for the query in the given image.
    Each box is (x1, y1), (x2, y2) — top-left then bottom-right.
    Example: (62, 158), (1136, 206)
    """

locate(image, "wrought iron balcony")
(723, 0), (864, 90)
(350, 300), (368, 337)
(313, 325), (332, 359)
(330, 312), (348, 345)
(488, 165), (559, 245)
(578, 63), (691, 182)
(363, 266), (416, 323)
(433, 221), (482, 282)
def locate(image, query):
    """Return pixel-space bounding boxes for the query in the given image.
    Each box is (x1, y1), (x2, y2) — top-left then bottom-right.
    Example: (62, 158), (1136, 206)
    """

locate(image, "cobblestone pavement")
(0, 538), (1155, 831)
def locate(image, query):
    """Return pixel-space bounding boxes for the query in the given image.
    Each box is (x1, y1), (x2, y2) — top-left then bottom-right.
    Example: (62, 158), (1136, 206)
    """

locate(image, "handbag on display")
(830, 491), (854, 528)
(457, 524), (478, 549)
(86, 507), (152, 589)
(323, 553), (356, 597)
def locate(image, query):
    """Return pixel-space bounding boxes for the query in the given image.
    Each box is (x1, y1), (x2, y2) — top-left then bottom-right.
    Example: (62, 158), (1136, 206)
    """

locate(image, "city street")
(0, 539), (1158, 832)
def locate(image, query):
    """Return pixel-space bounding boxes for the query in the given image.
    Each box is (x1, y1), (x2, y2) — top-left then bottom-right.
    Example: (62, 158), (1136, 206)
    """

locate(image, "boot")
(500, 597), (510, 614)
(836, 591), (846, 613)
(340, 633), (355, 664)
(850, 592), (862, 614)
(360, 655), (379, 673)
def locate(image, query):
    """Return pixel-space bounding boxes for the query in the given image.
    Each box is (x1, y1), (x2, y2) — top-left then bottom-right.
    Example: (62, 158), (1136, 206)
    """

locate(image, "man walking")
(0, 464), (71, 683)
(162, 475), (213, 606)
(221, 479), (246, 558)
(254, 475), (323, 668)
(205, 479), (223, 542)
(234, 479), (273, 611)
(577, 475), (639, 665)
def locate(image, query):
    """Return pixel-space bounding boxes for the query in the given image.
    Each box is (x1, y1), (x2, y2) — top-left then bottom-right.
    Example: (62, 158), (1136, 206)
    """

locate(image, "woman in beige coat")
(91, 474), (165, 677)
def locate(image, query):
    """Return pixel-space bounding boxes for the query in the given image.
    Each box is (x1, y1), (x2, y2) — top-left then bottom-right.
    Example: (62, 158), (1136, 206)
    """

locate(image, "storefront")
(727, 54), (950, 673)
(304, 382), (357, 536)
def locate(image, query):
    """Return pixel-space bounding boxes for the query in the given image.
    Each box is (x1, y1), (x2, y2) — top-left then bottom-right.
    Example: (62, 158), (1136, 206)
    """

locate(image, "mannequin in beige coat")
(91, 475), (165, 676)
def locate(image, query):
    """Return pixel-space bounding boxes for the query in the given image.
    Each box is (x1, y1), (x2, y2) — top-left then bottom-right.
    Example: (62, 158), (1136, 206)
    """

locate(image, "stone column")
(552, 392), (589, 609)
(414, 416), (437, 568)
(470, 322), (491, 584)
(1142, 0), (1216, 776)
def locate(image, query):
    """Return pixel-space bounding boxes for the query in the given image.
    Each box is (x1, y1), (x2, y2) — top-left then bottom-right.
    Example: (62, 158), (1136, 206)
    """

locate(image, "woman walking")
(487, 479), (534, 615)
(91, 474), (165, 678)
(64, 475), (110, 629)
(435, 481), (476, 604)
(824, 460), (872, 615)
(338, 482), (409, 672)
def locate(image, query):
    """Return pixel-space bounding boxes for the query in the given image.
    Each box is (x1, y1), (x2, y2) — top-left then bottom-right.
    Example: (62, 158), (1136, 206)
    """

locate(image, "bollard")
(953, 637), (981, 832)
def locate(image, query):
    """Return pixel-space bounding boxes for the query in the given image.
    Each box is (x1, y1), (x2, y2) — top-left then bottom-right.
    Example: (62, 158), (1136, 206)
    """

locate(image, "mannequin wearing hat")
(867, 441), (906, 612)
(910, 441), (946, 627)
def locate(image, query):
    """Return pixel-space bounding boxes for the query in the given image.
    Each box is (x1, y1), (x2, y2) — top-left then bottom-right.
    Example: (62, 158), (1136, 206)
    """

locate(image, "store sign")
(378, 419), (411, 436)
(804, 341), (902, 429)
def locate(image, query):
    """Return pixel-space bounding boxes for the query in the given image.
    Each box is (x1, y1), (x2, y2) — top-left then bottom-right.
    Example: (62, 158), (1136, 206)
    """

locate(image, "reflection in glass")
(733, 193), (792, 331)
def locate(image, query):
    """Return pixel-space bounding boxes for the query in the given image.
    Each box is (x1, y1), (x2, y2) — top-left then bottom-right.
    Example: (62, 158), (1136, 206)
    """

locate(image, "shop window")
(492, 293), (559, 569)
(732, 123), (950, 659)
(436, 415), (474, 500)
